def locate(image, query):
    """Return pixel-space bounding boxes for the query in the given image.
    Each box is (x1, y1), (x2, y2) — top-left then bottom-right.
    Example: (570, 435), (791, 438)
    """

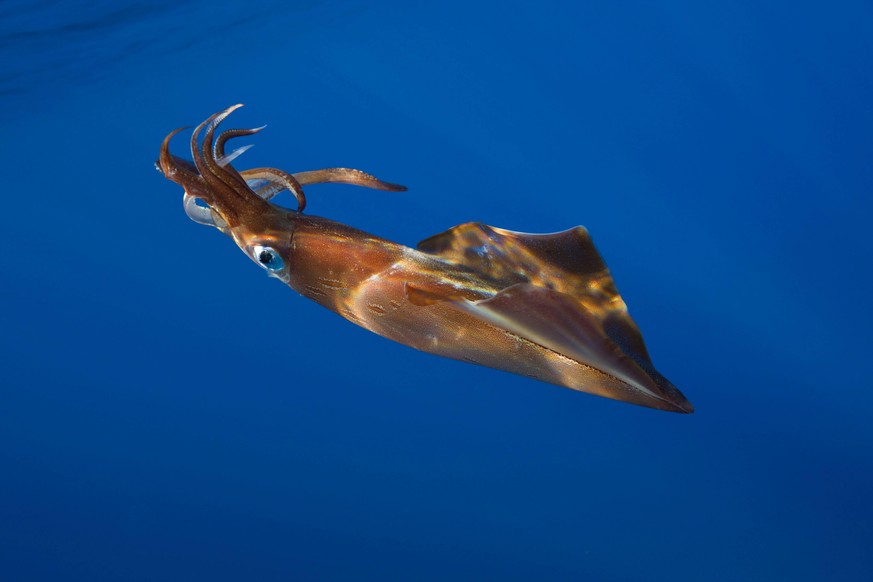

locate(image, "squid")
(157, 105), (693, 413)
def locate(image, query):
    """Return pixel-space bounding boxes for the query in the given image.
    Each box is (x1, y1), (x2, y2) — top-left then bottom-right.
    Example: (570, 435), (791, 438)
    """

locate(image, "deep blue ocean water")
(2, 1), (872, 580)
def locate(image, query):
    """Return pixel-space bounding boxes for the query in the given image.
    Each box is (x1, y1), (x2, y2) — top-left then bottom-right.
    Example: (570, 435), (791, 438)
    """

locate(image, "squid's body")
(158, 106), (693, 413)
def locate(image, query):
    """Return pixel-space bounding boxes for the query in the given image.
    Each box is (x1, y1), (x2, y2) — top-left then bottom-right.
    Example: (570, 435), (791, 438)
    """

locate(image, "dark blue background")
(2, 1), (872, 580)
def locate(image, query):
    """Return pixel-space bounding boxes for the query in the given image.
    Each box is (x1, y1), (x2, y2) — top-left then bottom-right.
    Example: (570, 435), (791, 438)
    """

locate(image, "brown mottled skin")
(158, 106), (693, 413)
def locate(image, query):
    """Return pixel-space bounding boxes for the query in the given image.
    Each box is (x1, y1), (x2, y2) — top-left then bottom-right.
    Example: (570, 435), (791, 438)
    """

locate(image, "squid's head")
(157, 105), (305, 283)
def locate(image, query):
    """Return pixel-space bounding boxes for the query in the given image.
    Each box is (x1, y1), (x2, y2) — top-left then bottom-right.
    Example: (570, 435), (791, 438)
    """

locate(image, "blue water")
(2, 1), (872, 580)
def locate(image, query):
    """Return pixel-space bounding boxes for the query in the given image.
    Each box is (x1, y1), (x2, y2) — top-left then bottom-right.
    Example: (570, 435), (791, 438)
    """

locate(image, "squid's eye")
(252, 245), (285, 272)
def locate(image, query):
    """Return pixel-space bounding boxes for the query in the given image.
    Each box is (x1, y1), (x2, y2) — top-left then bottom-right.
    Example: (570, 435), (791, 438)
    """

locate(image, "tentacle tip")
(221, 103), (245, 119)
(159, 126), (193, 177)
(161, 126), (190, 148)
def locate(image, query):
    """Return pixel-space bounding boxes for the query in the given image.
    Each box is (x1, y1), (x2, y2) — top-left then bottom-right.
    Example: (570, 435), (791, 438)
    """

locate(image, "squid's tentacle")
(239, 167), (307, 212)
(217, 144), (254, 167)
(293, 167), (407, 192)
(188, 105), (273, 224)
(198, 105), (252, 195)
(214, 125), (266, 162)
